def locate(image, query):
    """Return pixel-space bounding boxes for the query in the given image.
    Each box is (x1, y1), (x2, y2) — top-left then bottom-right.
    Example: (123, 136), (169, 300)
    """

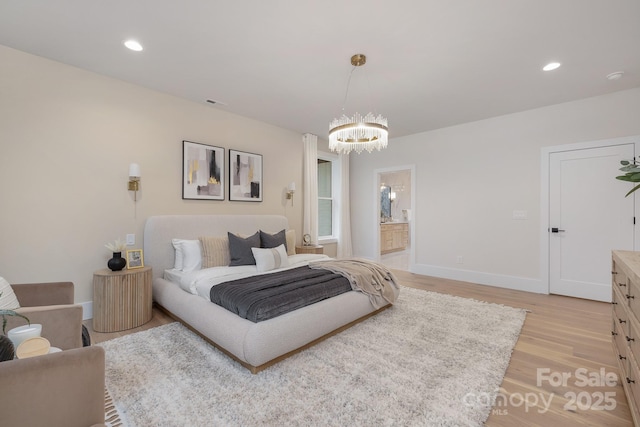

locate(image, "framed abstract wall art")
(182, 140), (225, 200)
(229, 149), (262, 201)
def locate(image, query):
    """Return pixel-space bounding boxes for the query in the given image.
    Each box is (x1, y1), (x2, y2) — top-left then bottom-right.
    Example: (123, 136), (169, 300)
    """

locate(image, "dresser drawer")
(630, 319), (640, 362)
(611, 288), (629, 320)
(614, 289), (630, 333)
(614, 276), (630, 303)
(627, 352), (640, 409)
(614, 314), (630, 370)
(629, 280), (640, 320)
(613, 259), (629, 283)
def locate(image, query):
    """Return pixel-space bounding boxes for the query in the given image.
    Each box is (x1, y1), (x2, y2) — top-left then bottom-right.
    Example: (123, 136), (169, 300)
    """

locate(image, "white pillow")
(251, 244), (289, 273)
(171, 239), (202, 272)
(0, 276), (20, 309)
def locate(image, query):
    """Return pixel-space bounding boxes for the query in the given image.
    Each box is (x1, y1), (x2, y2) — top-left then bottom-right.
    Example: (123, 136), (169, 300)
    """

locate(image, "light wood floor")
(85, 270), (633, 426)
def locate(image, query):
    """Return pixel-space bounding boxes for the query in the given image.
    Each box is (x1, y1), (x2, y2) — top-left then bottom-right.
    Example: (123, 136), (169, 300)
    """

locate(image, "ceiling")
(1, 1), (638, 140)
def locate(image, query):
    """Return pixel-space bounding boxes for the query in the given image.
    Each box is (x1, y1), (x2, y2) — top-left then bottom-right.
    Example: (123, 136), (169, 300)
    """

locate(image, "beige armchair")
(0, 346), (106, 427)
(6, 281), (83, 349)
(0, 281), (106, 427)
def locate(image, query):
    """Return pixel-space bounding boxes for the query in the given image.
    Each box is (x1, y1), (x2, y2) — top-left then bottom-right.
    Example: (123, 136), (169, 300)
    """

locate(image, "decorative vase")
(108, 252), (127, 271)
(7, 323), (42, 348)
(0, 335), (14, 362)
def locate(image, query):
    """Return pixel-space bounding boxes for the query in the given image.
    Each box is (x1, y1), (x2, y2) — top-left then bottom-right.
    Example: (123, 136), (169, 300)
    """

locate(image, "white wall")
(0, 45), (304, 308)
(350, 87), (640, 293)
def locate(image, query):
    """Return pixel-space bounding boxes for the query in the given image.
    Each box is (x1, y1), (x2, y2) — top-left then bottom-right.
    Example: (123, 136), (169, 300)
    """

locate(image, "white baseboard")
(410, 263), (547, 294)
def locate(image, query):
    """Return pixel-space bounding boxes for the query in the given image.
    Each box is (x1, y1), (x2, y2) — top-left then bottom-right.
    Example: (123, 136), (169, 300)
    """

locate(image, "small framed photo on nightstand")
(126, 249), (144, 269)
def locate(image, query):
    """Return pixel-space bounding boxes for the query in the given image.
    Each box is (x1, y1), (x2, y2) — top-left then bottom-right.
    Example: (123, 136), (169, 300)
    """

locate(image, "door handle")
(550, 227), (566, 233)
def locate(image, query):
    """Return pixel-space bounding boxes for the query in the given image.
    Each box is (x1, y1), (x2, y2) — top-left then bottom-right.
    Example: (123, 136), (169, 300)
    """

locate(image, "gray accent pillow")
(228, 231), (261, 266)
(260, 229), (287, 251)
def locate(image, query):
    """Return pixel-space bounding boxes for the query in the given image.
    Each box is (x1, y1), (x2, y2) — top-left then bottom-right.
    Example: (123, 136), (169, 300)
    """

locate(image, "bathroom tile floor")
(380, 249), (410, 271)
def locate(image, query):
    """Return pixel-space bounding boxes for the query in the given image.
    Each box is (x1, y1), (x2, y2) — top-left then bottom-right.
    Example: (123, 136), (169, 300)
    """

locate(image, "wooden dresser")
(380, 222), (409, 254)
(612, 250), (640, 426)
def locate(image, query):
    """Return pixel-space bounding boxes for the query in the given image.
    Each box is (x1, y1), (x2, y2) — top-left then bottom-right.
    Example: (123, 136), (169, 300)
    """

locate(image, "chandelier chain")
(340, 66), (357, 115)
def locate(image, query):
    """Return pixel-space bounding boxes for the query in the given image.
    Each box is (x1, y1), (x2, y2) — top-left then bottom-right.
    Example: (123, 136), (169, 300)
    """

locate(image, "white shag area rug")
(99, 286), (526, 427)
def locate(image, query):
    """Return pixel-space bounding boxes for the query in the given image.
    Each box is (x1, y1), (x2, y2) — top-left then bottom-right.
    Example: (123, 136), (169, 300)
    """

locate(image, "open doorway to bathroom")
(377, 167), (414, 272)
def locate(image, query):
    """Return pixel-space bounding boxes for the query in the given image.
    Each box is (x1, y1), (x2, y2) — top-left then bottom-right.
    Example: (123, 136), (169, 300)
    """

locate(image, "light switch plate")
(512, 210), (528, 220)
(126, 234), (135, 246)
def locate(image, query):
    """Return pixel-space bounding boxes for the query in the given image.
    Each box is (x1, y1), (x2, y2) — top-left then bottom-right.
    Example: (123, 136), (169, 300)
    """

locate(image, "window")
(317, 152), (340, 241)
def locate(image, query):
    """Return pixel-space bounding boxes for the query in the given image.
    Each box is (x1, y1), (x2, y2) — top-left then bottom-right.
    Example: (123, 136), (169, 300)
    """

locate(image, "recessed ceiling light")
(124, 40), (143, 52)
(543, 62), (561, 71)
(607, 71), (624, 81)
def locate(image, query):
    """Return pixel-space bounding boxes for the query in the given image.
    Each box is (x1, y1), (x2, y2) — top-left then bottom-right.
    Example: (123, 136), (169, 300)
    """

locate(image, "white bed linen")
(164, 254), (330, 299)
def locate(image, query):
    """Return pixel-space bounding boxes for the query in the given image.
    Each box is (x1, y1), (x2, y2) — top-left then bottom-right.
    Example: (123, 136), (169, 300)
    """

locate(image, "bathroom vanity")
(380, 222), (409, 254)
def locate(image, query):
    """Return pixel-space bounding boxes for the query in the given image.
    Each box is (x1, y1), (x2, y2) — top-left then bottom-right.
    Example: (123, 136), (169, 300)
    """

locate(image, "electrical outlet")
(456, 256), (464, 264)
(126, 234), (135, 246)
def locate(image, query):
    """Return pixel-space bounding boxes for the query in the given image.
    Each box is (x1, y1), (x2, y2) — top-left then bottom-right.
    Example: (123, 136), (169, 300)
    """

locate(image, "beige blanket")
(309, 258), (400, 309)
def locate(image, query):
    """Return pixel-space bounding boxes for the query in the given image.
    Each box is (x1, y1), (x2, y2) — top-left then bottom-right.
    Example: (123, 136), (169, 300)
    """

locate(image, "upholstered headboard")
(143, 215), (289, 280)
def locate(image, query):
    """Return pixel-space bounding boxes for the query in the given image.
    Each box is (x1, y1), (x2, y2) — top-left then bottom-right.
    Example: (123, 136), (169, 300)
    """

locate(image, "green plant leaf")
(625, 183), (640, 197)
(0, 309), (30, 335)
(619, 165), (640, 173)
(621, 160), (631, 166)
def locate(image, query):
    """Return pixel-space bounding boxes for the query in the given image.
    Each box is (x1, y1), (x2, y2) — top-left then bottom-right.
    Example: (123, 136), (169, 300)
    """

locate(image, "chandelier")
(329, 54), (388, 155)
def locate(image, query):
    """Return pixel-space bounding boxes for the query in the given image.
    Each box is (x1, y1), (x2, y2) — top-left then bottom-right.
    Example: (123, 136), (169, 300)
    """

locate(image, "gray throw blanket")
(210, 266), (351, 322)
(309, 258), (400, 309)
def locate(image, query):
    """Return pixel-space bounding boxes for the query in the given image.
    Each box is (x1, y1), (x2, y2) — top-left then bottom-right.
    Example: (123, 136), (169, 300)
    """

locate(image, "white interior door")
(549, 144), (634, 301)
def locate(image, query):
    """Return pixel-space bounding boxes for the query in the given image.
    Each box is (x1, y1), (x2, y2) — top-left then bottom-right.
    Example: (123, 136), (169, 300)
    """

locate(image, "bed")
(144, 214), (399, 373)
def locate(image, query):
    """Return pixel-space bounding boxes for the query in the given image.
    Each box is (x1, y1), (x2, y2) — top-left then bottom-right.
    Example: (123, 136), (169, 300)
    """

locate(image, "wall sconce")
(128, 163), (141, 201)
(286, 182), (296, 206)
(390, 191), (397, 202)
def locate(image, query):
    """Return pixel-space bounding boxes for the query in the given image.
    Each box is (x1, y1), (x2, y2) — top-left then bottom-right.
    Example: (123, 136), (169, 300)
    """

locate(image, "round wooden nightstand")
(92, 266), (152, 333)
(295, 245), (324, 255)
